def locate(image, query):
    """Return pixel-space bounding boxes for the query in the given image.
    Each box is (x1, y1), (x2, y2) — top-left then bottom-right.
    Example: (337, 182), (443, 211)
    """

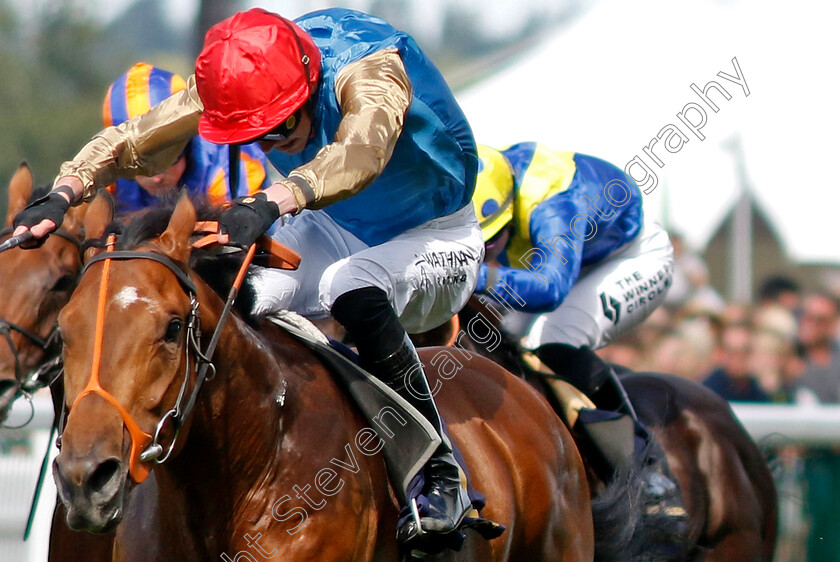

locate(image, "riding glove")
(12, 188), (73, 247)
(218, 192), (281, 249)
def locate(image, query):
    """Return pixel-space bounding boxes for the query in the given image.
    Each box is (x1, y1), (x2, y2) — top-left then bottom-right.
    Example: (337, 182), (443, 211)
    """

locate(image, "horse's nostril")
(87, 458), (121, 495)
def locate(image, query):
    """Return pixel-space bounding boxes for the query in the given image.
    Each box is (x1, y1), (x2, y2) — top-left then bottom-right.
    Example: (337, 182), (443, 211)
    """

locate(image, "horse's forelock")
(114, 198), (223, 251)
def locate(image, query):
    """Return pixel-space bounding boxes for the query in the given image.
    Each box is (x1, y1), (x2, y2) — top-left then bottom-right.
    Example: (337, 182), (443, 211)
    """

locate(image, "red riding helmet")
(196, 8), (321, 144)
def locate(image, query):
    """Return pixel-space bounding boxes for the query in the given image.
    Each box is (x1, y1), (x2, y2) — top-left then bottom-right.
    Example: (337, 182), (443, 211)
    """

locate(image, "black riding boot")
(332, 288), (471, 541)
(366, 335), (472, 537)
(535, 343), (686, 520)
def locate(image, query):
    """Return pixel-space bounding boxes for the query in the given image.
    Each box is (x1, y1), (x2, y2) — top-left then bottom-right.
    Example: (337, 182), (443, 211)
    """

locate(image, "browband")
(83, 251), (197, 295)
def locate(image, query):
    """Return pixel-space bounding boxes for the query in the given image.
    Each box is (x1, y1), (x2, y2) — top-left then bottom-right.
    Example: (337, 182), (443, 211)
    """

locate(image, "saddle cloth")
(266, 312), (504, 551)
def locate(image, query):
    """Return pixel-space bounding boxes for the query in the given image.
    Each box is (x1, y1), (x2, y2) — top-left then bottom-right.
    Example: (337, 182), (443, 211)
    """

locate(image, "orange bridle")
(70, 234), (155, 482)
(68, 232), (261, 483)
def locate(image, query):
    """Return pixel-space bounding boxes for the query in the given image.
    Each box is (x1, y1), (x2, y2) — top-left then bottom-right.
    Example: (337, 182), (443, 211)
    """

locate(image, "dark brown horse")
(623, 372), (777, 560)
(51, 195), (600, 560)
(422, 298), (779, 560)
(0, 167), (115, 562)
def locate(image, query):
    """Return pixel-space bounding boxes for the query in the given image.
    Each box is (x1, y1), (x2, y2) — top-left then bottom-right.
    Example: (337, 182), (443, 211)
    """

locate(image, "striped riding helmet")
(103, 62), (187, 127)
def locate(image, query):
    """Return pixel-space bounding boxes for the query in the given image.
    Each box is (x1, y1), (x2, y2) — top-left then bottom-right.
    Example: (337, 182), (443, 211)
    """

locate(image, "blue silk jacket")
(269, 8), (477, 246)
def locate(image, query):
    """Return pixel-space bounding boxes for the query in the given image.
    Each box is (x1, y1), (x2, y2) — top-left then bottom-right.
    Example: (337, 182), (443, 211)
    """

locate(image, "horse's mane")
(96, 197), (259, 322)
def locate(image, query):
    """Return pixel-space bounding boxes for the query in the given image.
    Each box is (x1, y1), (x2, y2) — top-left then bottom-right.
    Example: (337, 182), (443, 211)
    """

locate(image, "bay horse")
(422, 297), (779, 560)
(51, 194), (604, 561)
(0, 165), (115, 562)
(0, 163), (86, 421)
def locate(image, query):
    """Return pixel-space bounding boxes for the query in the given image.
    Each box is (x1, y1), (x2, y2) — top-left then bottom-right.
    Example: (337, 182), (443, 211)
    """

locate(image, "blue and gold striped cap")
(103, 62), (187, 127)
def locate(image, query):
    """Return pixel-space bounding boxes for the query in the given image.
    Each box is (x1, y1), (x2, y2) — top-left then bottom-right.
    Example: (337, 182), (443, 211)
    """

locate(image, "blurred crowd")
(597, 232), (840, 406)
(593, 233), (840, 560)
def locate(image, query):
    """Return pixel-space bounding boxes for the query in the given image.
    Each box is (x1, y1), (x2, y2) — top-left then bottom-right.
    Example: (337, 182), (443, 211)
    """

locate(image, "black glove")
(218, 192), (280, 249)
(12, 189), (73, 247)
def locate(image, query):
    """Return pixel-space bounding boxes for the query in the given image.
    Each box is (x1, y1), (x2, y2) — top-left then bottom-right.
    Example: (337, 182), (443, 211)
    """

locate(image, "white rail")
(11, 397), (839, 444)
(0, 393), (57, 562)
(731, 403), (840, 447)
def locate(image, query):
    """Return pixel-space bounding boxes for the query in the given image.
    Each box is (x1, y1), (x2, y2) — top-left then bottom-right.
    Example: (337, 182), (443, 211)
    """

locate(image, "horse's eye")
(164, 319), (183, 343)
(51, 275), (75, 293)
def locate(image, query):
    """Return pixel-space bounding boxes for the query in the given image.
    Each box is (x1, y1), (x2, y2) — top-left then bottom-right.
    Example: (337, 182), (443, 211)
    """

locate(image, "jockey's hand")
(218, 193), (281, 249)
(12, 188), (73, 248)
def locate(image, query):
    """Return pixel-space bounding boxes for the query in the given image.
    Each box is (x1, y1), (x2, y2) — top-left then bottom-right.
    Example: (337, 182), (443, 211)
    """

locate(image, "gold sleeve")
(56, 75), (205, 201)
(281, 48), (412, 210)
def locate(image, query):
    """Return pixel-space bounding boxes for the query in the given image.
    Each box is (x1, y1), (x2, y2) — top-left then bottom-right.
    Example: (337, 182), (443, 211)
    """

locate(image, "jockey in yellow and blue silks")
(103, 63), (270, 212)
(474, 143), (646, 313)
(472, 143), (685, 523)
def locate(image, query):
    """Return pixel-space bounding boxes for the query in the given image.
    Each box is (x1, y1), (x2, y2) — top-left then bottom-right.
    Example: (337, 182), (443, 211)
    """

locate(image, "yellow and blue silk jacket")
(476, 143), (643, 313)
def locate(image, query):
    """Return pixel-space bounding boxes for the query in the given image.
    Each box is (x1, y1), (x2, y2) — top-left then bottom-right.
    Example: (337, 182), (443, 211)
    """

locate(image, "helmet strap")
(280, 18), (319, 131)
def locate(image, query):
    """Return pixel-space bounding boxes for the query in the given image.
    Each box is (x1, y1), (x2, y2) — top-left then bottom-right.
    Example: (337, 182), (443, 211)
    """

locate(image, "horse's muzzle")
(53, 454), (127, 533)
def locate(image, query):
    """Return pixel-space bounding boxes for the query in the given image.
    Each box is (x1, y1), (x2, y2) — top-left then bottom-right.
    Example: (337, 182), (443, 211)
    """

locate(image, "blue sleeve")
(476, 194), (584, 313)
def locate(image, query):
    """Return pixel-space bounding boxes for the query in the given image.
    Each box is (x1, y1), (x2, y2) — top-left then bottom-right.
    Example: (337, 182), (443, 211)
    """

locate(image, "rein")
(68, 233), (258, 483)
(0, 225), (83, 254)
(446, 314), (461, 347)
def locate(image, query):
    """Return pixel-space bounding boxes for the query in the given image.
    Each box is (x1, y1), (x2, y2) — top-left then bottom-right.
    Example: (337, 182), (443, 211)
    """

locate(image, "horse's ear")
(4, 162), (33, 227)
(83, 190), (115, 262)
(63, 200), (90, 238)
(157, 192), (196, 264)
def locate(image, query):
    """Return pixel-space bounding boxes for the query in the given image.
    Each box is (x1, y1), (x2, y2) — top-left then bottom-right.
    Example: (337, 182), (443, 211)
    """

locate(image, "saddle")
(522, 350), (596, 427)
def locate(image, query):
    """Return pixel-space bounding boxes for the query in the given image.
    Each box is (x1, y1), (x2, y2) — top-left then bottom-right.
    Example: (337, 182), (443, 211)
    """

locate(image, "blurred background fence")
(0, 395), (56, 562)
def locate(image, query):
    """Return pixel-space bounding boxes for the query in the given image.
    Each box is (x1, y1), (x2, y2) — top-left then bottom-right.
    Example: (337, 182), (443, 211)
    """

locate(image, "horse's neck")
(155, 283), (390, 553)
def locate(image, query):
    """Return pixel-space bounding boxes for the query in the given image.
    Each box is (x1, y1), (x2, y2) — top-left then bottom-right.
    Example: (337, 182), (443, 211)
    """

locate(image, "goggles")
(259, 110), (301, 141)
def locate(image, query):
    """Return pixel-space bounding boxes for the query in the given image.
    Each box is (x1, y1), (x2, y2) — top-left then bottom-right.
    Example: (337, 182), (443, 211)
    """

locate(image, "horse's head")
(0, 164), (87, 422)
(53, 193), (203, 532)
